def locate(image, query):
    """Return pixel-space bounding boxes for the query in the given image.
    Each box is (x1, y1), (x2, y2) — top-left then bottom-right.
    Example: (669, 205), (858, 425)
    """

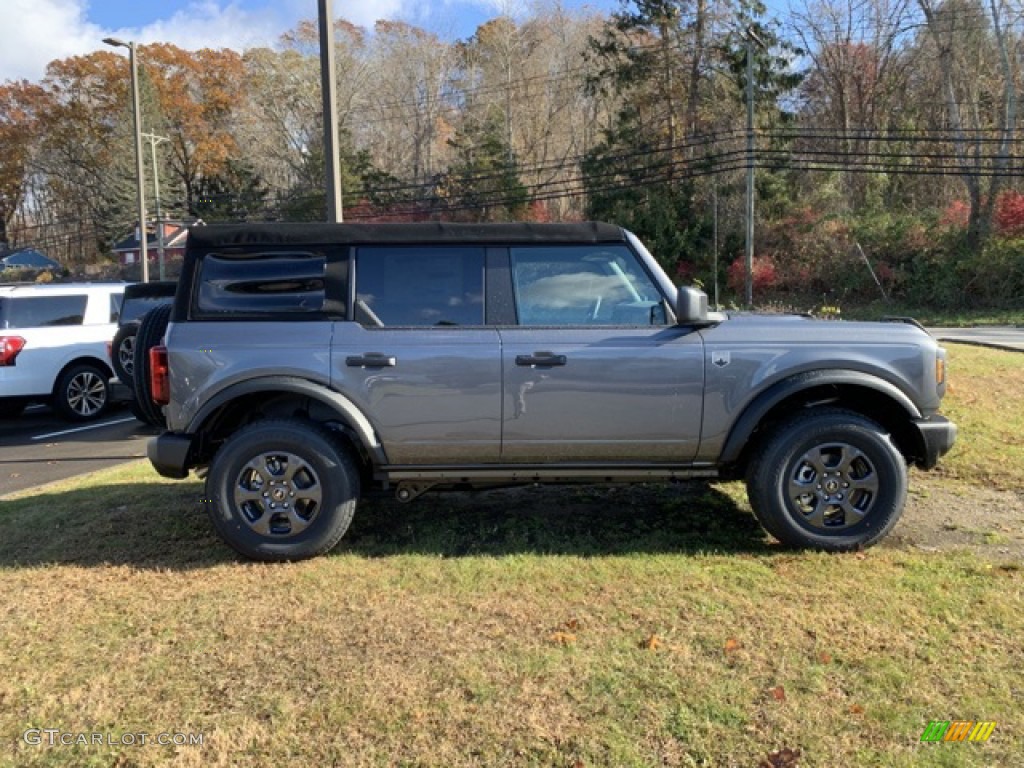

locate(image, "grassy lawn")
(1, 345), (1021, 767)
(839, 302), (1024, 327)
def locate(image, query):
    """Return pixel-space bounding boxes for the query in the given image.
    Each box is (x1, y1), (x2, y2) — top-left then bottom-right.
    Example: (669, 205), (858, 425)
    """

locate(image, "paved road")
(927, 326), (1024, 352)
(0, 404), (158, 497)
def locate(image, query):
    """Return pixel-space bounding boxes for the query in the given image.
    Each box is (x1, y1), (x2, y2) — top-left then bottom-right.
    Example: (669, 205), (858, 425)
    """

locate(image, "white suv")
(0, 283), (125, 420)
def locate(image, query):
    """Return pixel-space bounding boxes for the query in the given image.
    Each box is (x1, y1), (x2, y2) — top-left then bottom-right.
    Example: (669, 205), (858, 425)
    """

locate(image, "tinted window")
(0, 295), (88, 329)
(110, 293), (123, 323)
(355, 247), (485, 327)
(196, 251), (326, 316)
(510, 245), (665, 326)
(120, 294), (173, 324)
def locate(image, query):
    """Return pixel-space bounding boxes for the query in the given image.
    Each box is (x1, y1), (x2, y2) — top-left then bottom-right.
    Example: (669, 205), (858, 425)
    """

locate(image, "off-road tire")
(746, 408), (908, 551)
(205, 419), (360, 561)
(131, 304), (172, 428)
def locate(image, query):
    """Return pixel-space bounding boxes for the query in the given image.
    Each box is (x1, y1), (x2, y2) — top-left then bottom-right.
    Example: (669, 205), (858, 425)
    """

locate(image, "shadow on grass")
(344, 484), (770, 558)
(0, 480), (771, 569)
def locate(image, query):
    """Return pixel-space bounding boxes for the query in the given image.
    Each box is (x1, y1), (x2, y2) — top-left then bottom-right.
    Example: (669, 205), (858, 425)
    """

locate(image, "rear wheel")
(206, 419), (360, 561)
(53, 363), (109, 421)
(746, 408), (908, 551)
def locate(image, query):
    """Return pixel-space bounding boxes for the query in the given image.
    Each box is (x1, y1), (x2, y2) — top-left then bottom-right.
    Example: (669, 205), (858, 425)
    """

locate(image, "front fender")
(716, 369), (922, 465)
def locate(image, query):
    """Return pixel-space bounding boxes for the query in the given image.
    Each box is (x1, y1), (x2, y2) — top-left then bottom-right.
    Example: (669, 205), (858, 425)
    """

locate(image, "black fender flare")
(718, 369), (922, 465)
(187, 375), (386, 465)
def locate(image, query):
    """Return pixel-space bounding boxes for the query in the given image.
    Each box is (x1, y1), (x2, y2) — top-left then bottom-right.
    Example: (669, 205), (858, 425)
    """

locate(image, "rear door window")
(354, 246), (485, 327)
(0, 295), (88, 329)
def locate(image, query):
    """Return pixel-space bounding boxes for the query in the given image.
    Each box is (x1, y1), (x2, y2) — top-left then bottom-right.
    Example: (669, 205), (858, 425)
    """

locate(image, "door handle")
(515, 352), (567, 367)
(346, 353), (397, 368)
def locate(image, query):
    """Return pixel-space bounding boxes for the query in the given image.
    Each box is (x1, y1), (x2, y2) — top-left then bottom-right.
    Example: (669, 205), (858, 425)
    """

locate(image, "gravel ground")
(883, 473), (1024, 561)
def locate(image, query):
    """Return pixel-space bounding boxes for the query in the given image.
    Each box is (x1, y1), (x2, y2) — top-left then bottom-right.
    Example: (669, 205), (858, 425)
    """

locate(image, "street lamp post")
(103, 37), (149, 282)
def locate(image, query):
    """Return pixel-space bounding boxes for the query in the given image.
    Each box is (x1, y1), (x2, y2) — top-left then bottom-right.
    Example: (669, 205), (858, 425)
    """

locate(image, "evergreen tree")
(439, 108), (528, 222)
(192, 160), (269, 221)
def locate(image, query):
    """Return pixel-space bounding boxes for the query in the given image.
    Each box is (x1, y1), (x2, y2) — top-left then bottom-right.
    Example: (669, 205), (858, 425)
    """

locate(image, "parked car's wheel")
(131, 304), (172, 428)
(746, 408), (908, 551)
(111, 323), (137, 388)
(206, 419), (360, 561)
(53, 362), (110, 421)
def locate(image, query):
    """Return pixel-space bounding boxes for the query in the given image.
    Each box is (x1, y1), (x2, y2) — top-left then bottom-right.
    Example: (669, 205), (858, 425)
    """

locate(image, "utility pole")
(744, 27), (760, 309)
(318, 0), (344, 222)
(103, 37), (148, 282)
(712, 180), (719, 310)
(143, 133), (169, 280)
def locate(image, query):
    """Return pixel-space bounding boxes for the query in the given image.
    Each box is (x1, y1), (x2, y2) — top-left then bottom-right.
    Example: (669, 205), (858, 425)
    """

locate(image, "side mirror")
(675, 286), (708, 325)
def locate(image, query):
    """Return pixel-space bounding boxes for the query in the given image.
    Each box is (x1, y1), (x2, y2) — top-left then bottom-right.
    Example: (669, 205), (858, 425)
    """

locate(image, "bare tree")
(916, 0), (1019, 246)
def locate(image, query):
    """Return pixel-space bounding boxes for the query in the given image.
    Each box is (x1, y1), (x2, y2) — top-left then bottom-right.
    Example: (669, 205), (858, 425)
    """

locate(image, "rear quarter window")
(195, 251), (327, 318)
(0, 295), (88, 329)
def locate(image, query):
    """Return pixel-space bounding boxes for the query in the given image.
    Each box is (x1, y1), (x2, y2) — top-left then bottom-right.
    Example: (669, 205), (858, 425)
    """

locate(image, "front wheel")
(205, 419), (360, 561)
(746, 408), (908, 551)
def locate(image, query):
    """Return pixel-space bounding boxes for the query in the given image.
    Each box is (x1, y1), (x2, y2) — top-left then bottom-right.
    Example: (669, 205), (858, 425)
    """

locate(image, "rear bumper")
(912, 416), (957, 470)
(148, 432), (195, 479)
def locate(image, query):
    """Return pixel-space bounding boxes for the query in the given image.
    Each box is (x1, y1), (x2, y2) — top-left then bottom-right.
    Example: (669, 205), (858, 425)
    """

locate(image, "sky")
(0, 0), (618, 85)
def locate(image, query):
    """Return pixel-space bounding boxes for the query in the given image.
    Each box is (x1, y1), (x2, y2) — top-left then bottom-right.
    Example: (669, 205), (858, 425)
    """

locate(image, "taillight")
(106, 340), (113, 362)
(0, 336), (26, 366)
(149, 345), (170, 405)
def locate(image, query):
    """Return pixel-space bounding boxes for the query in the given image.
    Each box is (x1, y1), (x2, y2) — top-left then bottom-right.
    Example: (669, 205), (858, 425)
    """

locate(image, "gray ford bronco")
(148, 222), (956, 560)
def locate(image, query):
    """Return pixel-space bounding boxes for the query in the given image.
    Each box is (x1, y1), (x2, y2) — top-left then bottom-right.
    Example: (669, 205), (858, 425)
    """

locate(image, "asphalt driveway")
(927, 326), (1024, 352)
(0, 405), (157, 496)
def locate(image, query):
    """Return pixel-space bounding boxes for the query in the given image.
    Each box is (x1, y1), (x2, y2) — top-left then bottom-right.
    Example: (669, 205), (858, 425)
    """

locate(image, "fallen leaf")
(724, 637), (742, 653)
(640, 634), (662, 651)
(854, 552), (868, 561)
(549, 632), (576, 646)
(759, 747), (801, 768)
(817, 651), (833, 664)
(565, 618), (580, 631)
(769, 685), (786, 702)
(849, 704), (865, 715)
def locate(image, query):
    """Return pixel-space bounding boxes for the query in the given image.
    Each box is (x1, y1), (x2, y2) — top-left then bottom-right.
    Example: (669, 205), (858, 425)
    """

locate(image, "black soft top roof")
(124, 280), (177, 300)
(186, 221), (625, 250)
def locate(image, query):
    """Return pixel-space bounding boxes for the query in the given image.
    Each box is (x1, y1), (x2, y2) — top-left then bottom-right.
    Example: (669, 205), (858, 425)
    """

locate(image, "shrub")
(995, 191), (1024, 237)
(728, 255), (778, 295)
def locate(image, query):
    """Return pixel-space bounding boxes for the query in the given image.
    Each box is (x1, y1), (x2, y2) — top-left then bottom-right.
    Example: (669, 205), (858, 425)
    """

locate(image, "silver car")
(148, 222), (956, 560)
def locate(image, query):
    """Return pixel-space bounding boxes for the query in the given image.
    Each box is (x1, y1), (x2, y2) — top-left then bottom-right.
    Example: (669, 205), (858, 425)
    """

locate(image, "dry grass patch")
(937, 343), (1024, 488)
(1, 465), (1022, 767)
